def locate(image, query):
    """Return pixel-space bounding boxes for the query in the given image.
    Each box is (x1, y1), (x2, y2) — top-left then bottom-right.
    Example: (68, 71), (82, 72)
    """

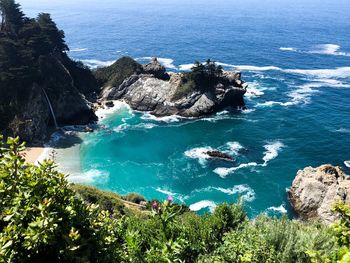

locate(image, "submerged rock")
(288, 164), (350, 224)
(206, 150), (234, 161)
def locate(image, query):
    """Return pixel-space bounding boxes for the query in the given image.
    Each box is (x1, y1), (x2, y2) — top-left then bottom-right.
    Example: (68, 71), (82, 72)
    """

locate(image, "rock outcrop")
(288, 164), (350, 224)
(100, 57), (247, 118)
(206, 150), (234, 161)
(2, 55), (97, 143)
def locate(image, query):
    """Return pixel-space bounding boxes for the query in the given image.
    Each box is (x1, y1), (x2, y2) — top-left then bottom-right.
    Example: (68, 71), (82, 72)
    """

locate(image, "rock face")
(206, 150), (234, 161)
(2, 55), (97, 143)
(288, 164), (350, 224)
(101, 58), (247, 118)
(142, 58), (169, 80)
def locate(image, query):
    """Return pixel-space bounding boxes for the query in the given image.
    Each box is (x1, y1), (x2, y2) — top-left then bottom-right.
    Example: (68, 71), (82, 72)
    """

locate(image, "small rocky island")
(98, 57), (247, 117)
(288, 164), (350, 224)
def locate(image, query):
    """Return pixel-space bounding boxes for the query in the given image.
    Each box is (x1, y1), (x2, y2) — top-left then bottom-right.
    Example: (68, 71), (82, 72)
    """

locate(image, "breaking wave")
(68, 169), (109, 184)
(81, 59), (116, 68)
(189, 200), (216, 212)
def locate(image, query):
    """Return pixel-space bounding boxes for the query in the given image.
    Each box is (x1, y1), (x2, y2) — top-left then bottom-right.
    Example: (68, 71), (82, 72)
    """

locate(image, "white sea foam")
(309, 44), (350, 57)
(70, 48), (88, 52)
(234, 65), (282, 71)
(136, 123), (158, 129)
(262, 141), (285, 166)
(68, 169), (109, 184)
(226, 141), (244, 155)
(245, 82), (265, 98)
(345, 161), (350, 168)
(184, 146), (215, 165)
(279, 47), (298, 52)
(266, 204), (287, 214)
(141, 113), (181, 123)
(189, 200), (216, 212)
(141, 57), (177, 69)
(113, 123), (130, 133)
(156, 188), (175, 196)
(285, 67), (350, 79)
(81, 59), (116, 68)
(179, 63), (195, 71)
(95, 101), (131, 120)
(335, 128), (350, 134)
(214, 185), (256, 202)
(213, 162), (259, 178)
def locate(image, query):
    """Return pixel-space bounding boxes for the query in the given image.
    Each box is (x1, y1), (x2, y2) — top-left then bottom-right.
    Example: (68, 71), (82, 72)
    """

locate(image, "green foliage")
(173, 59), (224, 100)
(0, 135), (344, 262)
(124, 192), (146, 204)
(332, 202), (350, 262)
(0, 0), (98, 137)
(172, 79), (196, 100)
(0, 136), (125, 262)
(94, 56), (143, 88)
(70, 184), (126, 216)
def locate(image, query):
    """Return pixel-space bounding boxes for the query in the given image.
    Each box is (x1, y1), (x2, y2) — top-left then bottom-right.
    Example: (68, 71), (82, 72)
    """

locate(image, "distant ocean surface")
(21, 0), (350, 216)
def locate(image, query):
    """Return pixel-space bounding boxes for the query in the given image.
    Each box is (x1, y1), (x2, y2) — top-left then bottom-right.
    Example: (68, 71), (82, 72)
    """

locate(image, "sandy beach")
(23, 147), (45, 164)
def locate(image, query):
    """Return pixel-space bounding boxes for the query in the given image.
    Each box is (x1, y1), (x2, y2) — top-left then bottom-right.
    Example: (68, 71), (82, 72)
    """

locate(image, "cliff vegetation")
(1, 135), (350, 262)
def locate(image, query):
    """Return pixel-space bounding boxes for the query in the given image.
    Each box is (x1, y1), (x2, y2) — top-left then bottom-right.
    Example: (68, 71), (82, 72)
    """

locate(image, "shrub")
(71, 184), (126, 215)
(124, 192), (146, 204)
(0, 136), (125, 262)
(94, 56), (143, 88)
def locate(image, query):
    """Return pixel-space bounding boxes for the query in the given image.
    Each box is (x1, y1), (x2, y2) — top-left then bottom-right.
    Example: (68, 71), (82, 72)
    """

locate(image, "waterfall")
(41, 87), (59, 129)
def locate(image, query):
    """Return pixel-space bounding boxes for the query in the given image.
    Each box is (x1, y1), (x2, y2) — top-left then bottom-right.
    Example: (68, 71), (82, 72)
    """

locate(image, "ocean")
(21, 0), (350, 216)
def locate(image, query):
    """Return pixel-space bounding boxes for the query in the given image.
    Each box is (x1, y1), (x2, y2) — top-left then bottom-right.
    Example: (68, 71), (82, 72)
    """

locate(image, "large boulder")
(288, 164), (350, 224)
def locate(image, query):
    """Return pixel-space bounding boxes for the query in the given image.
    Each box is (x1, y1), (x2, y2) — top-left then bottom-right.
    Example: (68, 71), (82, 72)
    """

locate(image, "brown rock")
(288, 164), (350, 224)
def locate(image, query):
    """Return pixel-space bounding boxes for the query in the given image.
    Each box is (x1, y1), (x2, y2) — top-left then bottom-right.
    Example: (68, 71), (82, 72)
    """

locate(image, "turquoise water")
(21, 0), (350, 216)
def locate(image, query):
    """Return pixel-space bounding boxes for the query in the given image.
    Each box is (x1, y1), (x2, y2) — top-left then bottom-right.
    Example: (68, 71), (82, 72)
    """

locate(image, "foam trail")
(141, 113), (181, 123)
(279, 47), (298, 52)
(266, 204), (287, 214)
(189, 200), (216, 212)
(309, 44), (350, 57)
(70, 48), (88, 52)
(156, 188), (175, 196)
(213, 162), (258, 178)
(214, 185), (256, 202)
(262, 141), (285, 166)
(344, 161), (350, 168)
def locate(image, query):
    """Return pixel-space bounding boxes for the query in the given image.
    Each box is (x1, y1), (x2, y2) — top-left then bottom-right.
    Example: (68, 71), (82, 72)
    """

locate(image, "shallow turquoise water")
(21, 0), (350, 216)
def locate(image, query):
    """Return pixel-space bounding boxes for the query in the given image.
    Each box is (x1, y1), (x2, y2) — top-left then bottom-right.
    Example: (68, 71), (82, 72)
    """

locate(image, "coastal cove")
(20, 0), (350, 217)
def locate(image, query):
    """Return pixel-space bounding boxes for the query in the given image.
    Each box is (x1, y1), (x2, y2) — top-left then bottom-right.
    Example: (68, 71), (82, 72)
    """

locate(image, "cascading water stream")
(41, 87), (59, 129)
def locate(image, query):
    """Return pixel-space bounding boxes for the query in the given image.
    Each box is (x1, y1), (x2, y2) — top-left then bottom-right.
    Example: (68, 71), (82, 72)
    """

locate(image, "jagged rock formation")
(206, 150), (234, 161)
(288, 164), (350, 224)
(99, 57), (247, 117)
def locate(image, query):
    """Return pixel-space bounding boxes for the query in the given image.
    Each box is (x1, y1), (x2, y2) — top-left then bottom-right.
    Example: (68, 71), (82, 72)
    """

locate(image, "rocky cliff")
(1, 54), (98, 143)
(288, 164), (350, 224)
(99, 57), (247, 117)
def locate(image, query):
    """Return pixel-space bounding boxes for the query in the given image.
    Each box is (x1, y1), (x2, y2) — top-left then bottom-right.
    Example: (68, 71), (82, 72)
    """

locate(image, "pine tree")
(37, 13), (68, 53)
(0, 0), (24, 35)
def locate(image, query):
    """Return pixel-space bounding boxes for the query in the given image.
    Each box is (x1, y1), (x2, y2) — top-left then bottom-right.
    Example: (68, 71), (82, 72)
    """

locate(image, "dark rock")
(105, 101), (114, 108)
(142, 57), (170, 80)
(206, 150), (234, 161)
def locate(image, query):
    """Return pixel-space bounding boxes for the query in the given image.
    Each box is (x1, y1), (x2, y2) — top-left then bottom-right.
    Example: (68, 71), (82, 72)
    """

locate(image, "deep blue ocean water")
(21, 0), (350, 216)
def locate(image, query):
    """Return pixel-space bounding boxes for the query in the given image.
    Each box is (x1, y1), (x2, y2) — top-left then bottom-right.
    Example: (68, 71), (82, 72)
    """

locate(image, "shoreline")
(23, 147), (45, 164)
